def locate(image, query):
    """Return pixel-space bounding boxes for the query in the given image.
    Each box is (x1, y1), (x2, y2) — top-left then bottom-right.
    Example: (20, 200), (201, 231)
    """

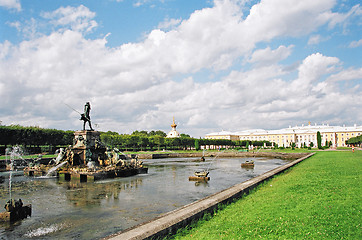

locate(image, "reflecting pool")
(0, 157), (290, 239)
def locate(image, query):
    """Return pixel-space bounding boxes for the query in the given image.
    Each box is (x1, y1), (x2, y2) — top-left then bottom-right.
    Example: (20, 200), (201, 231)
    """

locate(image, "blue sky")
(0, 0), (361, 137)
(1, 0), (212, 46)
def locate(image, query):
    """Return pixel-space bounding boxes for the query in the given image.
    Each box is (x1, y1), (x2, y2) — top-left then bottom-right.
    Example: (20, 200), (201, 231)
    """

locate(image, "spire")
(171, 116), (177, 129)
(166, 117), (180, 138)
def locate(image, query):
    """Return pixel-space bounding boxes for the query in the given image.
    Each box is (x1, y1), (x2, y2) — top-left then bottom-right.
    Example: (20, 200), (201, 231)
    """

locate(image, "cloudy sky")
(0, 0), (361, 137)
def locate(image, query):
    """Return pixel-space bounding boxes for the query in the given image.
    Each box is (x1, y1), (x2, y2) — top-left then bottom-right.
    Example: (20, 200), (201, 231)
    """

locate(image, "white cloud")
(158, 17), (182, 30)
(133, 0), (151, 7)
(1, 0), (361, 137)
(0, 40), (12, 59)
(41, 5), (98, 33)
(296, 53), (340, 85)
(248, 45), (293, 66)
(327, 68), (362, 82)
(349, 39), (362, 48)
(326, 4), (361, 29)
(307, 34), (330, 46)
(7, 18), (41, 39)
(0, 0), (21, 11)
(242, 0), (336, 40)
(308, 35), (322, 45)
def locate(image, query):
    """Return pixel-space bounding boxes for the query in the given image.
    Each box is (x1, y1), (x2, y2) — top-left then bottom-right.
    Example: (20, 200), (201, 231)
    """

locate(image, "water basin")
(0, 157), (290, 239)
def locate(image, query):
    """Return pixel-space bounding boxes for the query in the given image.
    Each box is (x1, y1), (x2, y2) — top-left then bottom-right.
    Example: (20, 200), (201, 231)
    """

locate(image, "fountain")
(45, 160), (68, 177)
(241, 160), (254, 168)
(23, 102), (148, 182)
(0, 146), (32, 222)
(188, 151), (224, 182)
(241, 147), (261, 168)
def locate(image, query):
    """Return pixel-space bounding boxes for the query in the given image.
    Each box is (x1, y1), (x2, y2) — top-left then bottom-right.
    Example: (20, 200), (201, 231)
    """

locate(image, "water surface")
(0, 157), (289, 239)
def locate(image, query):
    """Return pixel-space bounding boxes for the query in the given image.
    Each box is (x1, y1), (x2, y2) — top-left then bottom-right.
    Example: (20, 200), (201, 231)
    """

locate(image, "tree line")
(100, 130), (272, 151)
(346, 135), (362, 146)
(0, 125), (73, 154)
(0, 125), (272, 154)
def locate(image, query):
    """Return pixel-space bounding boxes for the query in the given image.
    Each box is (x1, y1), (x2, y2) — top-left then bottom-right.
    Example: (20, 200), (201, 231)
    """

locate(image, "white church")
(166, 117), (180, 138)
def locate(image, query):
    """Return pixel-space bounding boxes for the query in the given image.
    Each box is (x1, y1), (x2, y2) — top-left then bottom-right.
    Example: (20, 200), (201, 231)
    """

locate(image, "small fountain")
(241, 160), (254, 168)
(0, 146), (32, 222)
(241, 147), (261, 168)
(188, 170), (210, 181)
(23, 102), (148, 182)
(200, 149), (206, 161)
(188, 151), (223, 182)
(45, 161), (68, 177)
(54, 148), (66, 165)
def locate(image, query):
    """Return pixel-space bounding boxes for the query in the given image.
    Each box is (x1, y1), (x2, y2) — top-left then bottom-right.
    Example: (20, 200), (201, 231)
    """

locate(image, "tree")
(138, 136), (149, 151)
(62, 131), (74, 145)
(346, 135), (362, 146)
(291, 142), (296, 150)
(151, 135), (164, 150)
(129, 135), (140, 151)
(149, 130), (166, 137)
(180, 133), (191, 138)
(165, 137), (181, 150)
(180, 136), (194, 150)
(317, 131), (322, 149)
(132, 130), (148, 136)
(101, 131), (117, 148)
(195, 139), (200, 151)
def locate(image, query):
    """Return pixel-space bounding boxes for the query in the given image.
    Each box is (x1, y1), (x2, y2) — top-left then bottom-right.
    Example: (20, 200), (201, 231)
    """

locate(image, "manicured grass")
(0, 154), (56, 160)
(168, 151), (361, 239)
(259, 148), (316, 153)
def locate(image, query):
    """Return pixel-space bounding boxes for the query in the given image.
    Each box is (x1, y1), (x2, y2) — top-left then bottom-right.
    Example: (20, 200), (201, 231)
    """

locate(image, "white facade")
(166, 117), (180, 138)
(206, 123), (362, 147)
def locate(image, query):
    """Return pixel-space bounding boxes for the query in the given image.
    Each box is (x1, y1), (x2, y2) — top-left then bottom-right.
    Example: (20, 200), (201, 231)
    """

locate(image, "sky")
(0, 0), (361, 138)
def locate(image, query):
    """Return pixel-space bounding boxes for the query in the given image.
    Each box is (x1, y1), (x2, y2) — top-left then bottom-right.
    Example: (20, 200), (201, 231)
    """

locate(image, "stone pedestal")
(72, 131), (105, 166)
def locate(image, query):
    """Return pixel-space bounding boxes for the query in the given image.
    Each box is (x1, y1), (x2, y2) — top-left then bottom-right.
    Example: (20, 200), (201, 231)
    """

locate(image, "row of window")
(239, 132), (361, 142)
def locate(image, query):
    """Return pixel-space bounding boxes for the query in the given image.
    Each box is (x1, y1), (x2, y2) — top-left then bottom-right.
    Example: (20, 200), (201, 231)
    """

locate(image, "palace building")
(205, 122), (362, 148)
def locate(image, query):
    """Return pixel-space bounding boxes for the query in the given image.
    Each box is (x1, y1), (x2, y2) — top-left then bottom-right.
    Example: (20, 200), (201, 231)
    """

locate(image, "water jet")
(1, 146), (32, 222)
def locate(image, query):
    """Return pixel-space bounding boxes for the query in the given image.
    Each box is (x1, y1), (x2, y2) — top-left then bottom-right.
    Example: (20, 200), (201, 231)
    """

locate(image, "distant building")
(203, 130), (239, 141)
(205, 122), (362, 147)
(166, 117), (180, 138)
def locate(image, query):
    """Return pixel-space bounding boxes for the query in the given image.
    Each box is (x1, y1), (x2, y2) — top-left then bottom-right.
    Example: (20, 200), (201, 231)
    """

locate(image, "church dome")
(166, 117), (180, 138)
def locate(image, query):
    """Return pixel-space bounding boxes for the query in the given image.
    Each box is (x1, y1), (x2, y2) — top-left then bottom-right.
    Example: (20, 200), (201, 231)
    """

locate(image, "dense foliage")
(0, 124), (272, 153)
(100, 130), (272, 151)
(317, 131), (322, 149)
(346, 135), (362, 146)
(0, 125), (73, 147)
(0, 125), (74, 154)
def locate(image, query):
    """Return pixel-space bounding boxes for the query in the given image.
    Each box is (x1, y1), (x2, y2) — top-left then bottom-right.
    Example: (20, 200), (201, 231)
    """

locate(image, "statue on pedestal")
(80, 102), (94, 131)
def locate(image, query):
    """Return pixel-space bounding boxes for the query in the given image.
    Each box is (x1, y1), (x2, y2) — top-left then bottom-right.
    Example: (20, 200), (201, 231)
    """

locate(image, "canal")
(0, 156), (290, 239)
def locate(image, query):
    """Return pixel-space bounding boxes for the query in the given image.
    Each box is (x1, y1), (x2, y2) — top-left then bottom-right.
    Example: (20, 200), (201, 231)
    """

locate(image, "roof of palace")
(206, 124), (362, 137)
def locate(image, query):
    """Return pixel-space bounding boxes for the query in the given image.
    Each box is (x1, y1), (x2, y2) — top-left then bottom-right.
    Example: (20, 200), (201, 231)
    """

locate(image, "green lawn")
(169, 150), (361, 239)
(0, 154), (56, 160)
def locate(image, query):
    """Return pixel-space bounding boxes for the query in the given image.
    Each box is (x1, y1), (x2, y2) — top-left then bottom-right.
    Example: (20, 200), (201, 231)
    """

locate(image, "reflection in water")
(194, 181), (209, 187)
(64, 178), (143, 207)
(0, 157), (290, 239)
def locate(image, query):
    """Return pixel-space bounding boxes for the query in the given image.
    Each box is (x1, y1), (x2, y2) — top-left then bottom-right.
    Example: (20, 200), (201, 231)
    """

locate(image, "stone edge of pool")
(136, 152), (308, 160)
(103, 152), (314, 240)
